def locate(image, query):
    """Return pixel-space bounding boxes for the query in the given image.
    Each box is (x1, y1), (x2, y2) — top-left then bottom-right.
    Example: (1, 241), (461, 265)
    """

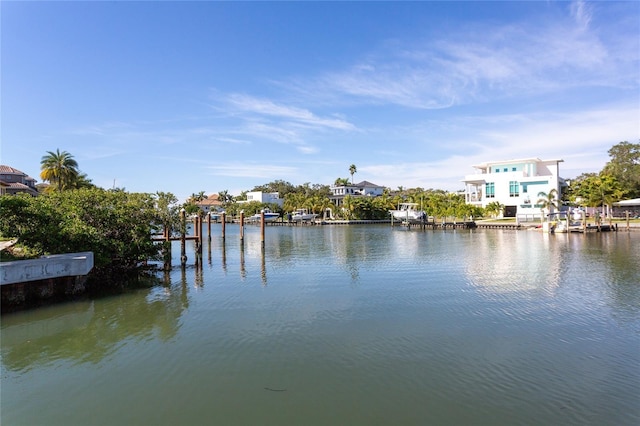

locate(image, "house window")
(495, 169), (500, 173)
(503, 168), (508, 172)
(512, 167), (516, 171)
(509, 181), (519, 197)
(486, 182), (495, 198)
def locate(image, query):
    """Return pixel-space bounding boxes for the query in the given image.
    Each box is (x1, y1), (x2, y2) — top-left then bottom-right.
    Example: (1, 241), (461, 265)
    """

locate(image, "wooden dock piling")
(240, 211), (245, 242)
(180, 209), (187, 266)
(261, 211), (265, 246)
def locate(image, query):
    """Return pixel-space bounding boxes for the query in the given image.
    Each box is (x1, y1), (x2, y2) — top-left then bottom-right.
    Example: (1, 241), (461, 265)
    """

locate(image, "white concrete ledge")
(0, 252), (94, 285)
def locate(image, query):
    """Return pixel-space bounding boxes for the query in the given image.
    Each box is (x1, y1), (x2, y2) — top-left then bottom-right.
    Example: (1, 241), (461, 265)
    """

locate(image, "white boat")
(290, 208), (317, 222)
(248, 208), (280, 222)
(390, 203), (427, 222)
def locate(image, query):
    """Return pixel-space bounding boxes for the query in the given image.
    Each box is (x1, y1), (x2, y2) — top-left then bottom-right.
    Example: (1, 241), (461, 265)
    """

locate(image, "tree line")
(1, 141), (637, 278)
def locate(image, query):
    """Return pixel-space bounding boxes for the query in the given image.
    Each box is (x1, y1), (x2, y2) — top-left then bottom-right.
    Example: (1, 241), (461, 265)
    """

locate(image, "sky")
(2, 0), (639, 202)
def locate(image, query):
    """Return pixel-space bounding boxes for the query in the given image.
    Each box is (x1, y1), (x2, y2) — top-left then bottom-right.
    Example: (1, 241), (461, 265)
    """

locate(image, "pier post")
(221, 238), (227, 272)
(261, 211), (265, 247)
(261, 246), (267, 286)
(240, 241), (246, 279)
(207, 212), (212, 240)
(195, 215), (202, 261)
(180, 208), (187, 266)
(626, 211), (630, 231)
(163, 240), (171, 271)
(221, 212), (226, 240)
(240, 211), (245, 242)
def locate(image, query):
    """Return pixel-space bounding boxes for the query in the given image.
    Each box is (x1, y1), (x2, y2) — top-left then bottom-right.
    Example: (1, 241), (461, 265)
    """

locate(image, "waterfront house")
(612, 198), (640, 218)
(462, 158), (565, 219)
(0, 165), (39, 196)
(329, 180), (385, 207)
(238, 191), (284, 208)
(195, 193), (224, 214)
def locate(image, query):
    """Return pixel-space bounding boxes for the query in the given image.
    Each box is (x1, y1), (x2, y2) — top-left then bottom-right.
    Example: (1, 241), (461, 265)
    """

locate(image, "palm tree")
(218, 190), (234, 207)
(536, 189), (558, 221)
(349, 164), (357, 184)
(341, 195), (354, 220)
(190, 191), (208, 203)
(40, 149), (79, 191)
(484, 201), (505, 219)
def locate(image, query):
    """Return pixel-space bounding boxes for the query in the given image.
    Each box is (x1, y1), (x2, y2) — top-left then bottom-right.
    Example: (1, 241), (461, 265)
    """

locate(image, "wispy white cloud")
(226, 94), (355, 131)
(283, 2), (635, 109)
(570, 0), (593, 31)
(207, 163), (298, 179)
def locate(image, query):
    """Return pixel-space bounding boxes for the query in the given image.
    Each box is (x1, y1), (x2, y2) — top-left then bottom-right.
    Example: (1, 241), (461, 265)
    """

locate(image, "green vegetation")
(565, 141), (639, 212)
(3, 140), (637, 278)
(39, 149), (95, 192)
(0, 189), (180, 278)
(349, 164), (357, 184)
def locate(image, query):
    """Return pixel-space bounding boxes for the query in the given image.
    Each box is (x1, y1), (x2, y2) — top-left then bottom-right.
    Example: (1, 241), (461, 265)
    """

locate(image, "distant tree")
(251, 180), (296, 198)
(154, 191), (180, 235)
(218, 190), (234, 206)
(536, 189), (558, 221)
(40, 149), (80, 191)
(567, 172), (625, 217)
(602, 141), (640, 198)
(190, 191), (208, 203)
(283, 192), (307, 213)
(341, 195), (355, 220)
(75, 173), (95, 189)
(485, 201), (505, 219)
(349, 164), (357, 184)
(334, 177), (350, 186)
(0, 188), (162, 272)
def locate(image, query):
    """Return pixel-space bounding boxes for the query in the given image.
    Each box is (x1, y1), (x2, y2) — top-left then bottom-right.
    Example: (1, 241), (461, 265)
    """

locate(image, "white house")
(239, 191), (284, 207)
(462, 158), (565, 218)
(329, 180), (385, 206)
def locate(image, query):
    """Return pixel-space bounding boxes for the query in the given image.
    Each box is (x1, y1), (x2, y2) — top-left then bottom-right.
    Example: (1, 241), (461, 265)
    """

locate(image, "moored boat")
(389, 203), (427, 222)
(291, 208), (317, 222)
(247, 208), (280, 222)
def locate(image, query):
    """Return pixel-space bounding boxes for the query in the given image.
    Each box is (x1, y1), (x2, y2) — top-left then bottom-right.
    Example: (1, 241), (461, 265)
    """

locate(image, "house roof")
(0, 165), (36, 179)
(613, 198), (640, 206)
(472, 158), (564, 169)
(196, 194), (223, 207)
(354, 180), (383, 188)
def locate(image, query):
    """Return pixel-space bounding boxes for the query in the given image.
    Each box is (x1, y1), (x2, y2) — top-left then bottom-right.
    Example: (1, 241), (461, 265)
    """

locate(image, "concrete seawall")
(1, 252), (94, 310)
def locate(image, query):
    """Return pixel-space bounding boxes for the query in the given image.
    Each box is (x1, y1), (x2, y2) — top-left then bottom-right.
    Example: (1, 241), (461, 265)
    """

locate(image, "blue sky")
(2, 1), (639, 201)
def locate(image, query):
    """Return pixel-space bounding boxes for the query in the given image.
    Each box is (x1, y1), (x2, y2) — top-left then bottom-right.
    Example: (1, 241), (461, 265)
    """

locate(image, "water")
(2, 225), (639, 425)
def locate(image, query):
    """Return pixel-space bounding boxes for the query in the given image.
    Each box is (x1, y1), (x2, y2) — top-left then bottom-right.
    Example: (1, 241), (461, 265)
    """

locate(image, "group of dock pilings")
(157, 210), (268, 270)
(390, 215), (478, 230)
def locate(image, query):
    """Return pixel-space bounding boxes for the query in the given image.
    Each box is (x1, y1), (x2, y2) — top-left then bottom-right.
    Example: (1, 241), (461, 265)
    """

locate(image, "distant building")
(195, 193), (224, 214)
(612, 198), (640, 217)
(330, 180), (385, 206)
(0, 165), (39, 196)
(462, 158), (565, 218)
(238, 191), (284, 207)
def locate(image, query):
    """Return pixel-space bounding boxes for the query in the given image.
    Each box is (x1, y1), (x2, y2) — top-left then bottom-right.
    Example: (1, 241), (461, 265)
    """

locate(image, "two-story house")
(238, 191), (284, 208)
(462, 158), (565, 218)
(195, 193), (224, 214)
(0, 165), (39, 196)
(329, 180), (385, 207)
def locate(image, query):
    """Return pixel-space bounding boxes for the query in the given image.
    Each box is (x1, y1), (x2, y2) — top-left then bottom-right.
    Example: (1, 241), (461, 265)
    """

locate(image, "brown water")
(2, 226), (639, 425)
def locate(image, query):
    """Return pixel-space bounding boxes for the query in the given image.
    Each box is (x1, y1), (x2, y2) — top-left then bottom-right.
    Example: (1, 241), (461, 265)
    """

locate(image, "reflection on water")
(2, 226), (639, 425)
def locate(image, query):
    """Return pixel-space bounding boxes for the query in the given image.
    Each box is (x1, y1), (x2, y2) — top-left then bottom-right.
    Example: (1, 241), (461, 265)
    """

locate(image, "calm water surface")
(2, 225), (639, 425)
